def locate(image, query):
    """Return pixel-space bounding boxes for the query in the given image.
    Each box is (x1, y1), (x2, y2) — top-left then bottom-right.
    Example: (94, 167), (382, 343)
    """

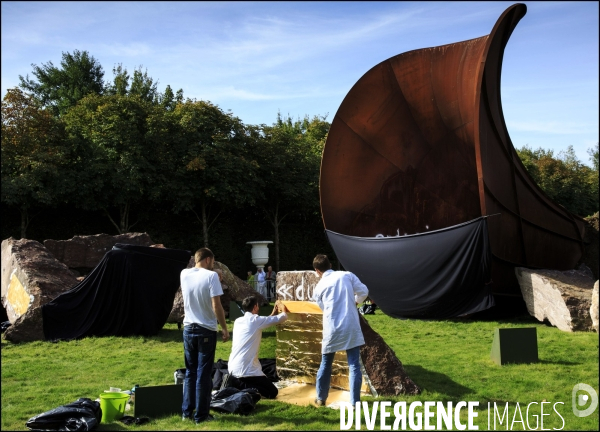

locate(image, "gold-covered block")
(276, 301), (371, 394)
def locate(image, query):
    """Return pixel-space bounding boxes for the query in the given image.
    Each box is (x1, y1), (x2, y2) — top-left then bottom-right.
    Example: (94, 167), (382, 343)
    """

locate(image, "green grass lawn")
(1, 306), (598, 430)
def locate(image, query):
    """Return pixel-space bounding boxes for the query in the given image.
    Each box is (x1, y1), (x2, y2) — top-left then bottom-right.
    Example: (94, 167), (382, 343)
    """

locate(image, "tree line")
(1, 50), (327, 272)
(516, 144), (598, 219)
(2, 50), (598, 273)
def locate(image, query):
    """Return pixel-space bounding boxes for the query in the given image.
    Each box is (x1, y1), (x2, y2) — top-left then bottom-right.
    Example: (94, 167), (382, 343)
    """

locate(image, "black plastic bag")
(174, 368), (185, 385)
(210, 388), (261, 415)
(212, 359), (230, 390)
(118, 416), (150, 426)
(1, 321), (11, 333)
(358, 303), (377, 315)
(25, 398), (101, 431)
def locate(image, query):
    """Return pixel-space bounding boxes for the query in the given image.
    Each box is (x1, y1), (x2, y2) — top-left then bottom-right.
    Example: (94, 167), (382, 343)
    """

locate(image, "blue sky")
(2, 1), (598, 165)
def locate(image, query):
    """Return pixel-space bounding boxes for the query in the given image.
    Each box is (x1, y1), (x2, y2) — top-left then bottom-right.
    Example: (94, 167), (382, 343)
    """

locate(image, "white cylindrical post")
(246, 241), (273, 269)
(247, 241), (273, 301)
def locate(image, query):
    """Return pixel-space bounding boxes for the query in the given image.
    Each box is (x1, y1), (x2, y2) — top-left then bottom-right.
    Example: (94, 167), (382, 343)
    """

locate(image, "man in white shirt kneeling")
(221, 296), (288, 398)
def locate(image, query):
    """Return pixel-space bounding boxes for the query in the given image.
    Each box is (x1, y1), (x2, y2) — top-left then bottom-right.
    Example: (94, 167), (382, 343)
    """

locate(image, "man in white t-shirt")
(312, 254), (368, 407)
(181, 248), (229, 424)
(221, 296), (288, 398)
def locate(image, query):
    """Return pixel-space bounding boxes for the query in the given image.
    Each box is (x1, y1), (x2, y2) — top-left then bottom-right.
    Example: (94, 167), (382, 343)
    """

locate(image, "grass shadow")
(214, 401), (340, 429)
(403, 365), (473, 399)
(96, 422), (129, 431)
(151, 328), (183, 343)
(538, 359), (582, 366)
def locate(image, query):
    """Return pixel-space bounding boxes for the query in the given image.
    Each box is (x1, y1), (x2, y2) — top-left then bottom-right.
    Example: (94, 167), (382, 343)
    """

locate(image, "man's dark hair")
(242, 296), (258, 312)
(194, 248), (214, 263)
(313, 254), (332, 272)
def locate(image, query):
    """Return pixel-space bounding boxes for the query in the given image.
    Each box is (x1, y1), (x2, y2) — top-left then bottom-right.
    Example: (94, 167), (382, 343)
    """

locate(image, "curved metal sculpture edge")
(320, 3), (585, 296)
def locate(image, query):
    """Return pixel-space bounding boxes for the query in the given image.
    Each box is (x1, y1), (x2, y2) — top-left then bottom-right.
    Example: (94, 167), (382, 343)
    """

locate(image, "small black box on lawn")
(134, 384), (182, 418)
(490, 327), (538, 365)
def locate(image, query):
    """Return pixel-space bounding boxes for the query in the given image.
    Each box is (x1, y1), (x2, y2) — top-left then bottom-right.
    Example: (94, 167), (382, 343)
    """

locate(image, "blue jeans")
(182, 324), (217, 422)
(316, 346), (362, 405)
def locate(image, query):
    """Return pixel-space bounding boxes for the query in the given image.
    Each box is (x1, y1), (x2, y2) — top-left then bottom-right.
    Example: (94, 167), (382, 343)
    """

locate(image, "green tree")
(160, 85), (176, 111)
(516, 145), (599, 217)
(256, 114), (329, 270)
(63, 93), (158, 233)
(129, 67), (158, 102)
(19, 50), (104, 116)
(1, 88), (68, 238)
(106, 64), (129, 96)
(167, 100), (262, 247)
(588, 142), (599, 171)
(105, 64), (159, 103)
(106, 64), (181, 110)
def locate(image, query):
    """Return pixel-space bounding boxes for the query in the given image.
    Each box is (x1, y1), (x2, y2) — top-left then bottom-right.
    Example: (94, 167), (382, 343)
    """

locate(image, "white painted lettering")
(393, 402), (406, 430)
(363, 401), (378, 430)
(494, 402), (509, 430)
(526, 402), (539, 430)
(553, 402), (565, 430)
(468, 401), (479, 430)
(541, 402), (551, 430)
(424, 401), (435, 430)
(510, 403), (524, 430)
(438, 402), (453, 430)
(455, 401), (467, 430)
(409, 402), (423, 430)
(340, 402), (353, 430)
(380, 401), (392, 430)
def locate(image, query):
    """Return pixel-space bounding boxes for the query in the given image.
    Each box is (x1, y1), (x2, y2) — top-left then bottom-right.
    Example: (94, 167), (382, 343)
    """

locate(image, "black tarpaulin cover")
(326, 217), (494, 318)
(210, 388), (261, 415)
(42, 244), (190, 340)
(25, 397), (101, 431)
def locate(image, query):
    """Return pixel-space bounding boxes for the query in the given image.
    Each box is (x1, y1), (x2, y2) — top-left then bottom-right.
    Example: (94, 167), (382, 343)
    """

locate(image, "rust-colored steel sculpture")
(320, 3), (586, 295)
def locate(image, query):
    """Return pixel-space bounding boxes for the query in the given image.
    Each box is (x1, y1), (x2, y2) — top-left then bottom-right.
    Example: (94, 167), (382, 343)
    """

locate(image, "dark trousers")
(236, 375), (278, 399)
(266, 281), (274, 301)
(182, 324), (217, 422)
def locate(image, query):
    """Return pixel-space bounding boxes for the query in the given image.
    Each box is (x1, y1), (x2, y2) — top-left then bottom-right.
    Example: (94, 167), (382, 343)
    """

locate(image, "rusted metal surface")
(320, 3), (586, 295)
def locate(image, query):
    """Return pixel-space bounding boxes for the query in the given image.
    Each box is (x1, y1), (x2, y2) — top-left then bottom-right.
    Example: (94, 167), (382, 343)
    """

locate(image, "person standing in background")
(265, 266), (277, 301)
(255, 267), (267, 301)
(246, 271), (255, 289)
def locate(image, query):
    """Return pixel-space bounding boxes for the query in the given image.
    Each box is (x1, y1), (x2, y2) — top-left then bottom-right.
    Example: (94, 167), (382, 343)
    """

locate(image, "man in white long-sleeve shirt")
(222, 296), (288, 398)
(312, 254), (369, 407)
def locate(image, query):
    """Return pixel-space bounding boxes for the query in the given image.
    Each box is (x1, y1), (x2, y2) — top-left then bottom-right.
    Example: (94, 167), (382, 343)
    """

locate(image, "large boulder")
(516, 266), (595, 332)
(275, 270), (420, 396)
(168, 288), (185, 324)
(44, 232), (155, 270)
(591, 280), (599, 333)
(214, 261), (266, 304)
(3, 306), (45, 342)
(167, 260), (266, 324)
(358, 315), (421, 396)
(276, 270), (320, 302)
(1, 238), (79, 342)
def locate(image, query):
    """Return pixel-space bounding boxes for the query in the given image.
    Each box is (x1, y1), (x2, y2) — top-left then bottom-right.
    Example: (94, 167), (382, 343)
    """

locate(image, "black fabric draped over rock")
(42, 244), (191, 340)
(326, 217), (494, 318)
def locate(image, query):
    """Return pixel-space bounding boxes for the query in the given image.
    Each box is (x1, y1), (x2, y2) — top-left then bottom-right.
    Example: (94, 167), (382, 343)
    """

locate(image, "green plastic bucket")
(100, 392), (129, 423)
